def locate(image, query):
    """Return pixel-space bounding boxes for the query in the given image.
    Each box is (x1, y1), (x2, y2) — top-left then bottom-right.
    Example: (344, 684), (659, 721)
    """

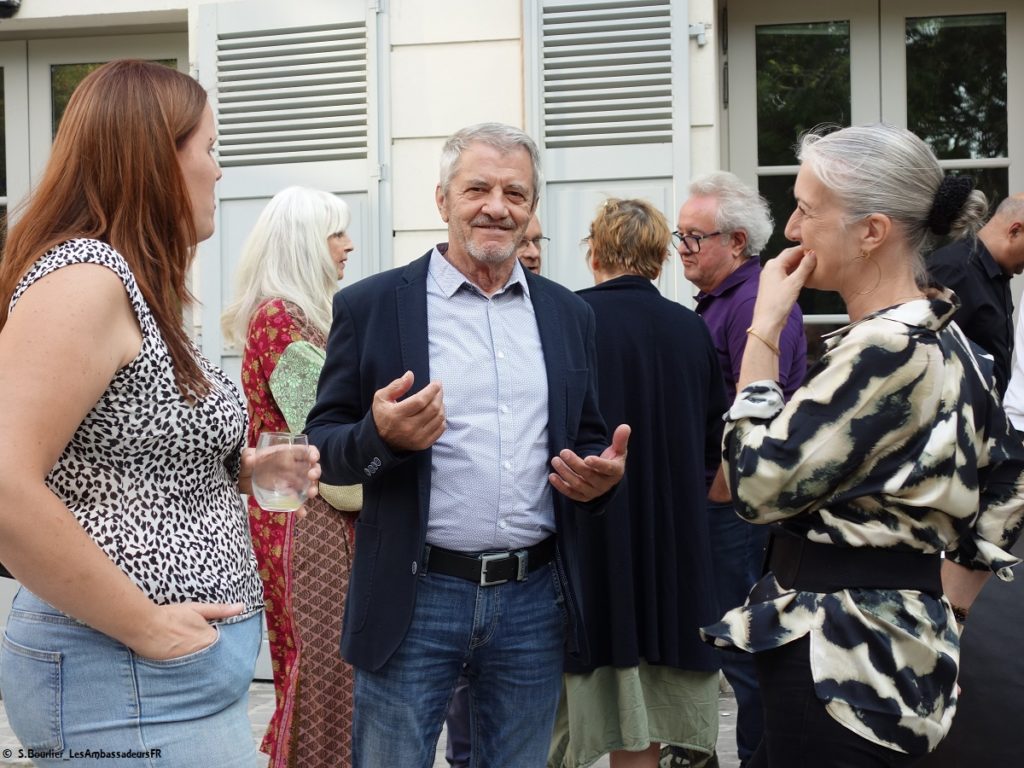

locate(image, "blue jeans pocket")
(132, 617), (258, 721)
(0, 632), (64, 751)
(133, 625), (222, 668)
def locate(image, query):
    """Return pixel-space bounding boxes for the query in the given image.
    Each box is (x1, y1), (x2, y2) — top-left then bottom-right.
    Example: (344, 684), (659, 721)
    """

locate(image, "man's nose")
(481, 188), (509, 217)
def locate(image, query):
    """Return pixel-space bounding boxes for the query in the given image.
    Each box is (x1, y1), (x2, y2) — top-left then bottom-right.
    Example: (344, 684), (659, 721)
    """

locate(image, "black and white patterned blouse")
(701, 291), (1024, 755)
(10, 239), (263, 617)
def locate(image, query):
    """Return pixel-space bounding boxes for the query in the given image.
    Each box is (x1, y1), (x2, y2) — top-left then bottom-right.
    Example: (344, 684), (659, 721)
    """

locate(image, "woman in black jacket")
(549, 198), (727, 768)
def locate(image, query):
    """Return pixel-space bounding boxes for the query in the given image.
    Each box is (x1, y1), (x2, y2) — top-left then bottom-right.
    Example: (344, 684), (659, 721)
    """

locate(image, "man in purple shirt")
(676, 171), (806, 768)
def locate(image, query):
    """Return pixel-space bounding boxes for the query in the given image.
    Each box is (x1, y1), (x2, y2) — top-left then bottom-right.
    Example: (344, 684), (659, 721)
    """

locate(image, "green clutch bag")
(269, 340), (362, 512)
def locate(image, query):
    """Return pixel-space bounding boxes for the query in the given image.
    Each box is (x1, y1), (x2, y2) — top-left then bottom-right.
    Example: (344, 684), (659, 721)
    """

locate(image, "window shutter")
(216, 21), (368, 166)
(196, 0), (382, 385)
(542, 0), (673, 148)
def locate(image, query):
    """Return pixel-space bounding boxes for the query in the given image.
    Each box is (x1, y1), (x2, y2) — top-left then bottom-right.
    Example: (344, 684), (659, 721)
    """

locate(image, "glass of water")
(252, 432), (311, 512)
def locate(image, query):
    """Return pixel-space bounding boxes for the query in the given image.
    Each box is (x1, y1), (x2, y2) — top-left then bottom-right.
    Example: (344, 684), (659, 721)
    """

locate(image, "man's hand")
(549, 423), (630, 502)
(372, 371), (446, 452)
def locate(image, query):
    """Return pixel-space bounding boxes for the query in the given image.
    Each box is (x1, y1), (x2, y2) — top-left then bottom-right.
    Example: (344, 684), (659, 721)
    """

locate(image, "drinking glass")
(252, 432), (311, 512)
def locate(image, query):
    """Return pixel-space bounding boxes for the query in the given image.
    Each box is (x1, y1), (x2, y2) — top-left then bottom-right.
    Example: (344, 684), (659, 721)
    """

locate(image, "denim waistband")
(10, 587), (263, 627)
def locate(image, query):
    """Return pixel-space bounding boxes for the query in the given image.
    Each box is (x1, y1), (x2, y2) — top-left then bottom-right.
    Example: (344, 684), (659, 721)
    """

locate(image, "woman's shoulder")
(247, 297), (310, 344)
(821, 314), (937, 385)
(250, 297), (301, 327)
(30, 238), (129, 276)
(13, 239), (138, 308)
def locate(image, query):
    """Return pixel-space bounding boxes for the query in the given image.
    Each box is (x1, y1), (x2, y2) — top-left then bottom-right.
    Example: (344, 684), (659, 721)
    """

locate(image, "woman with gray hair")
(222, 186), (360, 768)
(701, 124), (1024, 767)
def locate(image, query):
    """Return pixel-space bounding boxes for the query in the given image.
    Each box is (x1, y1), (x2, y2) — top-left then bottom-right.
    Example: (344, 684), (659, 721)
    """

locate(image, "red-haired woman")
(0, 60), (318, 767)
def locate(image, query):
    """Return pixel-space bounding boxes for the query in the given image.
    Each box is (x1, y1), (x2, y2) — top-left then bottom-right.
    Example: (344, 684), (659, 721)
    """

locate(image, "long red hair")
(0, 59), (210, 398)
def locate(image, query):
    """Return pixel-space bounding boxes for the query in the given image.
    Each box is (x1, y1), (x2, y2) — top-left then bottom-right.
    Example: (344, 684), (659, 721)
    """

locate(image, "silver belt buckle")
(479, 552), (510, 586)
(515, 550), (529, 581)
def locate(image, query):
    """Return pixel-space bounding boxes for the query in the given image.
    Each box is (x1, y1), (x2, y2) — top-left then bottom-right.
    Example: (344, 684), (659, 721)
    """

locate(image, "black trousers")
(748, 636), (921, 768)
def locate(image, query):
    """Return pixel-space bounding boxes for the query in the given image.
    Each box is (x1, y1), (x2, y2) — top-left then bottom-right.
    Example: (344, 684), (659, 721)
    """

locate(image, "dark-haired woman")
(0, 60), (318, 767)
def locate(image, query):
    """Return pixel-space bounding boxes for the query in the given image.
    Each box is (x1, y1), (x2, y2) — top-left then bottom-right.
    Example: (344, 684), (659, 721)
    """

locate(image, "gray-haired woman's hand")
(750, 246), (817, 333)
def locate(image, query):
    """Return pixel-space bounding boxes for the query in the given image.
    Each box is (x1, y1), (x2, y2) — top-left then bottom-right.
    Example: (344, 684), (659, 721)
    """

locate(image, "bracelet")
(951, 603), (969, 625)
(746, 327), (781, 356)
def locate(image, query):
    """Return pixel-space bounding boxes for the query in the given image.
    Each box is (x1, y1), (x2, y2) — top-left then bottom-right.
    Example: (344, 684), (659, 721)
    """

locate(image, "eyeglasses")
(527, 236), (550, 249)
(672, 230), (725, 254)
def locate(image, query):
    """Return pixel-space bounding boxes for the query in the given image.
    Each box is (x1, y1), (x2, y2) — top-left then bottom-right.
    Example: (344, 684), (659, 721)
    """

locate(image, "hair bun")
(927, 175), (974, 236)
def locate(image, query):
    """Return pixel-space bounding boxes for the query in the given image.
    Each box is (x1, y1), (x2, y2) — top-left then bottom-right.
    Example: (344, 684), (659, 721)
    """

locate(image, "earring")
(852, 251), (881, 296)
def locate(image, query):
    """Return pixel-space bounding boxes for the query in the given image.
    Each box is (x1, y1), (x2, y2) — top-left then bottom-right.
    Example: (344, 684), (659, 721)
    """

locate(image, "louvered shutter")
(216, 21), (368, 167)
(530, 0), (689, 298)
(542, 0), (673, 148)
(196, 0), (383, 384)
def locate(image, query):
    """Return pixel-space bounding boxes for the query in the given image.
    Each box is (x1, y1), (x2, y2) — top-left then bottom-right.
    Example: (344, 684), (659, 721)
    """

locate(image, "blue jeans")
(353, 564), (567, 768)
(0, 588), (261, 767)
(708, 501), (769, 765)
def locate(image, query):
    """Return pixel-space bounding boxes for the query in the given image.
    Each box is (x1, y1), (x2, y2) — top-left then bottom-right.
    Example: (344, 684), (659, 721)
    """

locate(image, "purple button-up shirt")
(696, 258), (806, 487)
(695, 257), (807, 405)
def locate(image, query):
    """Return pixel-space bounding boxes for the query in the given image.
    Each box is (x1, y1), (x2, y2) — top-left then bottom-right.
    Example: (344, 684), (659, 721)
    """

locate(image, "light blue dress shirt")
(425, 246), (553, 551)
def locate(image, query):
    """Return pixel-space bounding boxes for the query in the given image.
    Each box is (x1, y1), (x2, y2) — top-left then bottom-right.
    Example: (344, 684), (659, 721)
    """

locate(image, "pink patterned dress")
(241, 298), (356, 767)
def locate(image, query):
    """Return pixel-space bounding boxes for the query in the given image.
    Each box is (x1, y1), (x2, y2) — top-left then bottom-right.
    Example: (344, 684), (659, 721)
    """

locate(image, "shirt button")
(411, 561), (418, 575)
(498, 520), (508, 530)
(503, 460), (512, 470)
(497, 350), (506, 359)
(499, 404), (509, 414)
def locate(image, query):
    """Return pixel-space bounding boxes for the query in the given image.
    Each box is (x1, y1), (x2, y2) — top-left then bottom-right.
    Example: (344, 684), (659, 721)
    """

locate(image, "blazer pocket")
(348, 519), (380, 634)
(565, 368), (588, 443)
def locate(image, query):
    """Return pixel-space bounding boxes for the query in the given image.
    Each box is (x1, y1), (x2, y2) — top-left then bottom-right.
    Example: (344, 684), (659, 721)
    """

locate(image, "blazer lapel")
(530, 277), (567, 452)
(395, 251), (433, 523)
(396, 253), (431, 388)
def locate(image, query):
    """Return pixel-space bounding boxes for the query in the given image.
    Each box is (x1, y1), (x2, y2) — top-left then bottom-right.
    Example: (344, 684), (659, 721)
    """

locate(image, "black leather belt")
(767, 526), (942, 597)
(423, 536), (556, 587)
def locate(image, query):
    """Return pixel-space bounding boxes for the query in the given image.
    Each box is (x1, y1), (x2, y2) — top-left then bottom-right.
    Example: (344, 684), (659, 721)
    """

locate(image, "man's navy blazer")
(305, 249), (611, 671)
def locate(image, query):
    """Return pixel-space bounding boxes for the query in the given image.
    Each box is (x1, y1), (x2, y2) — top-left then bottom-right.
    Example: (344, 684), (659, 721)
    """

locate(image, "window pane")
(756, 21), (851, 166)
(925, 166), (1008, 255)
(906, 14), (1007, 161)
(51, 60), (177, 138)
(758, 174), (796, 261)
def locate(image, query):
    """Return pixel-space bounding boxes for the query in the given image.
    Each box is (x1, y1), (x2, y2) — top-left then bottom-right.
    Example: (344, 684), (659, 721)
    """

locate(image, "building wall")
(2, 0), (717, 272)
(388, 0), (525, 266)
(688, 0), (724, 177)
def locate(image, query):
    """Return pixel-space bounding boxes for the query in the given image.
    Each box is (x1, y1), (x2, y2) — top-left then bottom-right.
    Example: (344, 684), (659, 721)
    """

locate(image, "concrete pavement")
(0, 680), (742, 767)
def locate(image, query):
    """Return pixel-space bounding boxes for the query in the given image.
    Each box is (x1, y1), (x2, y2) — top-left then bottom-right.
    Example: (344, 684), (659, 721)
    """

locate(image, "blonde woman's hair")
(221, 186), (350, 346)
(588, 198), (671, 280)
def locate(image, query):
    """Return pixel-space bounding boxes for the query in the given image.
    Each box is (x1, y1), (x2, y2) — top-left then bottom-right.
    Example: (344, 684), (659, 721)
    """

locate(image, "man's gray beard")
(467, 240), (517, 265)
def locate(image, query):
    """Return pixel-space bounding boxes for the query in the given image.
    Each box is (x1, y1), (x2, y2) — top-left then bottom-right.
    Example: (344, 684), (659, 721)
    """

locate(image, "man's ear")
(435, 184), (449, 223)
(860, 212), (892, 254)
(731, 230), (749, 258)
